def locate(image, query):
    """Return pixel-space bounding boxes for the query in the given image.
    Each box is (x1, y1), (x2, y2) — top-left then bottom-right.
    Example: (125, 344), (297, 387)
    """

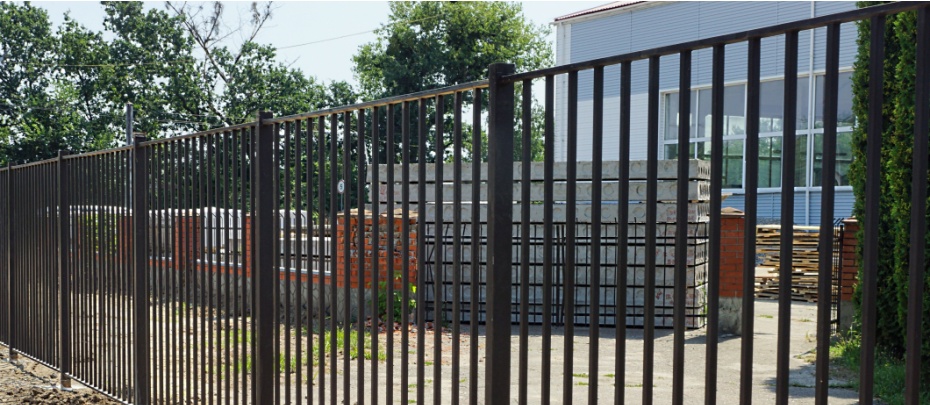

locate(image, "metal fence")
(1, 2), (929, 404)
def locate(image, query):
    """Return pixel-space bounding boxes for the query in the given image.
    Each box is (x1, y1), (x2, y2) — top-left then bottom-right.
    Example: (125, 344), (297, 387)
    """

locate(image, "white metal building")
(553, 1), (858, 224)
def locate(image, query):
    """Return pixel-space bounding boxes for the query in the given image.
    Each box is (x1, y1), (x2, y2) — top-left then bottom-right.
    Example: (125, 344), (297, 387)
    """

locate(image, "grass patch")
(758, 314), (774, 319)
(797, 318), (813, 323)
(605, 373), (615, 378)
(829, 334), (930, 405)
(311, 328), (386, 362)
(232, 327), (386, 373)
(572, 372), (588, 378)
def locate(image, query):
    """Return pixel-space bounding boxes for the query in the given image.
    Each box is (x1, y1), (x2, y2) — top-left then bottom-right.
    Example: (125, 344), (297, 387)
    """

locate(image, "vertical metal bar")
(416, 99), (427, 405)
(185, 139), (193, 401)
(564, 69), (578, 405)
(254, 112), (275, 404)
(486, 62), (515, 405)
(240, 128), (249, 405)
(906, 7), (930, 404)
(644, 55), (661, 405)
(172, 140), (180, 402)
(433, 94), (444, 405)
(193, 135), (208, 403)
(200, 135), (208, 404)
(223, 130), (232, 405)
(386, 103), (396, 405)
(303, 118), (313, 405)
(589, 66), (604, 404)
(368, 108), (378, 405)
(616, 60), (632, 405)
(157, 145), (165, 404)
(815, 24), (838, 405)
(673, 50), (691, 405)
(542, 75), (554, 405)
(780, 28), (801, 403)
(469, 89), (482, 405)
(705, 43), (725, 405)
(108, 151), (116, 395)
(329, 113), (339, 405)
(7, 163), (14, 360)
(59, 151), (72, 389)
(519, 79), (532, 405)
(284, 123), (293, 405)
(401, 100), (411, 405)
(860, 14), (885, 405)
(318, 114), (327, 405)
(356, 109), (367, 405)
(343, 111), (352, 405)
(250, 127), (258, 405)
(452, 91), (464, 405)
(741, 37), (762, 405)
(132, 136), (149, 404)
(295, 121), (304, 405)
(273, 123), (282, 405)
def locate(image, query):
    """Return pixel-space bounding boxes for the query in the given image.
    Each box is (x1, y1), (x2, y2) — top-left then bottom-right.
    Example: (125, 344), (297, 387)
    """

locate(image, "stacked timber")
(754, 225), (837, 302)
(368, 160), (711, 329)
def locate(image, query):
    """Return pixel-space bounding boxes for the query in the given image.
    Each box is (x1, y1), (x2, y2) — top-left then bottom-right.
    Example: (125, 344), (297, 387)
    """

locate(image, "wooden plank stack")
(368, 160), (711, 329)
(754, 224), (837, 302)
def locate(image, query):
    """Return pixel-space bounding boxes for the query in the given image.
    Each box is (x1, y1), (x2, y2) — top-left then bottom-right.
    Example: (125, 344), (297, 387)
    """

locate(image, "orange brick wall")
(719, 209), (746, 298)
(335, 210), (417, 289)
(174, 215), (202, 269)
(840, 218), (859, 301)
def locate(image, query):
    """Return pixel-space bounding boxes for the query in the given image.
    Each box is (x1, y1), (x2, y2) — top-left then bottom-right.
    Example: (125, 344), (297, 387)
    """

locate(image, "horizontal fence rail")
(0, 2), (928, 404)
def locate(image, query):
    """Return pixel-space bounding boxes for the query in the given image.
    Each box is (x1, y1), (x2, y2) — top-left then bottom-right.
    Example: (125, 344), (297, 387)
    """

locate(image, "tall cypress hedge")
(850, 2), (930, 384)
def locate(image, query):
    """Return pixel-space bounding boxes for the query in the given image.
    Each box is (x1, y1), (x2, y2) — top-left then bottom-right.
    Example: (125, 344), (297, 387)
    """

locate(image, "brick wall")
(719, 208), (746, 298)
(174, 215), (202, 269)
(335, 209), (417, 290)
(840, 218), (860, 301)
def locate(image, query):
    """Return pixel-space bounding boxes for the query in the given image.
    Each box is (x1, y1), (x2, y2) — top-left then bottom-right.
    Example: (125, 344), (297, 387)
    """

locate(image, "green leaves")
(352, 1), (552, 99)
(850, 2), (930, 388)
(0, 2), (357, 166)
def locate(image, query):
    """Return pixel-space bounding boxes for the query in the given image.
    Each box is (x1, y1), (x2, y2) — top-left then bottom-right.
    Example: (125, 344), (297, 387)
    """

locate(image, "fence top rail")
(267, 79), (489, 125)
(139, 120), (256, 148)
(5, 155), (67, 171)
(503, 0), (929, 83)
(62, 145), (133, 161)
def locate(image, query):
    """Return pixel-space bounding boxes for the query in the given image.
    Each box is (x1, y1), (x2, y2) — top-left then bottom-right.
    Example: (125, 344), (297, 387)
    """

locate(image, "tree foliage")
(0, 1), (356, 166)
(352, 1), (552, 163)
(850, 2), (930, 386)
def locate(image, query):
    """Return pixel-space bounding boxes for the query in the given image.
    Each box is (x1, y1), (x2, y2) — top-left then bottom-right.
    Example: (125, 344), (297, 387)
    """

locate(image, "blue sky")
(36, 1), (603, 85)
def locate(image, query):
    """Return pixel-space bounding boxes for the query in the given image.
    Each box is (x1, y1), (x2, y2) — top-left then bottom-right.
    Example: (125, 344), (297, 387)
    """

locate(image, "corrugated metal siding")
(562, 93), (651, 162)
(720, 189), (854, 225)
(557, 1), (860, 222)
(571, 1), (841, 99)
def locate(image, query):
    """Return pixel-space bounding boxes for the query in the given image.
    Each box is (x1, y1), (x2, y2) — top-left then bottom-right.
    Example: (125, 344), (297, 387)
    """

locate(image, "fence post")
(57, 151), (71, 388)
(5, 163), (14, 361)
(253, 112), (275, 403)
(132, 135), (149, 405)
(485, 62), (515, 404)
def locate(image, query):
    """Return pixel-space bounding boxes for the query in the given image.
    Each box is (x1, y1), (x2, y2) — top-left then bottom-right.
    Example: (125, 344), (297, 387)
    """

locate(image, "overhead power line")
(14, 10), (446, 70)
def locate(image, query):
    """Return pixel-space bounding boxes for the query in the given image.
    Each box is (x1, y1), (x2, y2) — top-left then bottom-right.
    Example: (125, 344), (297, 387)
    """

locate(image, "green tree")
(352, 1), (551, 163)
(0, 2), (78, 165)
(850, 2), (930, 386)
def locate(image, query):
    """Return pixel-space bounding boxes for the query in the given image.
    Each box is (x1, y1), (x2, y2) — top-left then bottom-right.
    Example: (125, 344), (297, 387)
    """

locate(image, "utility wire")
(12, 10), (446, 69)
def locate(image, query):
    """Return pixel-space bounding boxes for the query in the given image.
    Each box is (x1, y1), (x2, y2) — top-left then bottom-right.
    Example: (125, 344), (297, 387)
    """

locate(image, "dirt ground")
(0, 349), (120, 404)
(0, 300), (859, 404)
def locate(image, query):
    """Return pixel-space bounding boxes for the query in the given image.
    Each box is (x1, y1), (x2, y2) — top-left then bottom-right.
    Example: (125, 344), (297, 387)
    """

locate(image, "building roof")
(553, 1), (646, 22)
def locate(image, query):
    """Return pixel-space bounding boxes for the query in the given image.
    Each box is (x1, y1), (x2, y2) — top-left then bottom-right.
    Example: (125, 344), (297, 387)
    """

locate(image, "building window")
(663, 71), (853, 191)
(812, 132), (853, 186)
